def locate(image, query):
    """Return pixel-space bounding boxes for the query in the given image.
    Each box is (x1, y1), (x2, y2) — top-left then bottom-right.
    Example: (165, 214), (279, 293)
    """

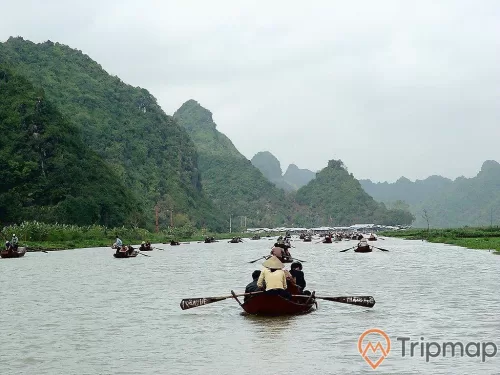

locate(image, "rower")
(257, 256), (291, 299)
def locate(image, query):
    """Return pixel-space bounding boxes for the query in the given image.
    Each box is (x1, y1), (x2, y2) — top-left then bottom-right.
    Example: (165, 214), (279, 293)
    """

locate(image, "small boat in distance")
(1, 246), (27, 259)
(354, 239), (372, 253)
(113, 245), (139, 258)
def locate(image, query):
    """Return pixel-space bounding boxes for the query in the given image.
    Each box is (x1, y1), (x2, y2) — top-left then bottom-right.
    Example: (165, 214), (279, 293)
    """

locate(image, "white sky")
(1, 0), (499, 182)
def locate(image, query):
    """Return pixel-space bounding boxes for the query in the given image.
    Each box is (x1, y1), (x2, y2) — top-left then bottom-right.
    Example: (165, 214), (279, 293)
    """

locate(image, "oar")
(294, 295), (375, 308)
(248, 255), (269, 263)
(153, 247), (164, 251)
(138, 252), (151, 257)
(339, 246), (355, 253)
(180, 291), (264, 310)
(372, 246), (390, 252)
(291, 257), (306, 263)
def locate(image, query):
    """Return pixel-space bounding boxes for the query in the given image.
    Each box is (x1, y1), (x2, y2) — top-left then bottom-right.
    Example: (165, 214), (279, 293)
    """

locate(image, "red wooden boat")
(113, 246), (139, 258)
(231, 290), (316, 316)
(322, 236), (333, 243)
(1, 247), (27, 258)
(354, 245), (372, 253)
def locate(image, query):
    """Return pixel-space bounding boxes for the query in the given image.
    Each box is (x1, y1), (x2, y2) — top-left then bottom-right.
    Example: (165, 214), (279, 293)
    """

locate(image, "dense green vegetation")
(0, 221), (269, 251)
(0, 66), (140, 226)
(381, 227), (500, 251)
(0, 37), (224, 230)
(360, 160), (500, 228)
(174, 100), (302, 228)
(295, 160), (415, 225)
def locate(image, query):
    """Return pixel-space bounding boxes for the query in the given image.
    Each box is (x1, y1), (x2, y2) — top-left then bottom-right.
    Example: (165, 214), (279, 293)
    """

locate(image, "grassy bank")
(1, 221), (276, 252)
(380, 227), (500, 251)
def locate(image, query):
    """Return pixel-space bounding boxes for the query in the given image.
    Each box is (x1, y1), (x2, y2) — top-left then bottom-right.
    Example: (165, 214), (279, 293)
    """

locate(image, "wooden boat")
(250, 235), (261, 240)
(322, 236), (333, 243)
(303, 236), (312, 242)
(367, 234), (377, 241)
(228, 237), (243, 243)
(231, 290), (316, 316)
(113, 246), (139, 258)
(1, 246), (27, 259)
(170, 241), (180, 246)
(354, 245), (372, 253)
(139, 244), (153, 251)
(204, 237), (216, 243)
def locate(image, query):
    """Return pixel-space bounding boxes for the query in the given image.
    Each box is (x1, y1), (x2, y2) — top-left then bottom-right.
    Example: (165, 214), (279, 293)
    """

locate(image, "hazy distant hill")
(0, 37), (223, 230)
(0, 65), (140, 226)
(251, 152), (315, 191)
(283, 164), (316, 189)
(360, 161), (500, 227)
(295, 160), (414, 226)
(250, 152), (295, 191)
(174, 100), (298, 228)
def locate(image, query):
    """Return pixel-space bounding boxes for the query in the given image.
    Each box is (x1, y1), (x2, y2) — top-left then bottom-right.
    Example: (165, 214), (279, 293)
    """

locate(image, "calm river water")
(1, 237), (499, 374)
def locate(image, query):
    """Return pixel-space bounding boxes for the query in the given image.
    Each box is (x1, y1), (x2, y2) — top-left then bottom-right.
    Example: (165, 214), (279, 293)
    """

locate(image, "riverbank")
(1, 221), (278, 252)
(380, 227), (500, 252)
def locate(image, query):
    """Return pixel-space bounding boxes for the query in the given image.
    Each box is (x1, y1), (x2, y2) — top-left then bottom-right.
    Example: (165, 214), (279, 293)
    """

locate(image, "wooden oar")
(339, 246), (355, 252)
(153, 247), (164, 251)
(291, 257), (306, 263)
(372, 246), (390, 252)
(138, 252), (151, 257)
(248, 256), (267, 263)
(294, 295), (375, 308)
(180, 291), (263, 310)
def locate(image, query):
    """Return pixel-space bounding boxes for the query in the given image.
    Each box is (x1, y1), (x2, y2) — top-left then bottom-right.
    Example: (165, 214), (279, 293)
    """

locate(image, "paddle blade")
(180, 296), (228, 310)
(319, 296), (375, 308)
(340, 247), (354, 252)
(374, 246), (390, 252)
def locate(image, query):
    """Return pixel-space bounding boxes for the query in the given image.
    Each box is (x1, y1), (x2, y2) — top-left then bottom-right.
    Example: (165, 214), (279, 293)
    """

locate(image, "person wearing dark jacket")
(244, 270), (262, 301)
(289, 262), (306, 290)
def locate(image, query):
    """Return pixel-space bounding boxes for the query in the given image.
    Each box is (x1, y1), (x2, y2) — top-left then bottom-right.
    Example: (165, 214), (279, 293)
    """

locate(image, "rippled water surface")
(1, 237), (499, 374)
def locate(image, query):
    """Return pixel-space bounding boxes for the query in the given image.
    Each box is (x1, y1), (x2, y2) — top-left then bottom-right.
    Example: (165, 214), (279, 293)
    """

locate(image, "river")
(1, 237), (499, 374)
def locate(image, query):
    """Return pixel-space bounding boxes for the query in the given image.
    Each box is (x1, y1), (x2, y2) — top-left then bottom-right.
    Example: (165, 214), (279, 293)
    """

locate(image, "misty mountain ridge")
(251, 151), (316, 191)
(361, 160), (500, 227)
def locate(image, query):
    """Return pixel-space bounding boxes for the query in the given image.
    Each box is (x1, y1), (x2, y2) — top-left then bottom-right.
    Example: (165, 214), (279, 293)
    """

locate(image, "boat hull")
(354, 246), (372, 253)
(240, 293), (316, 316)
(1, 247), (27, 258)
(113, 250), (139, 258)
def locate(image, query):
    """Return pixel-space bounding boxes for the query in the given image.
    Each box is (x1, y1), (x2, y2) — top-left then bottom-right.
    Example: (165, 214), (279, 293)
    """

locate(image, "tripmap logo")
(358, 328), (391, 369)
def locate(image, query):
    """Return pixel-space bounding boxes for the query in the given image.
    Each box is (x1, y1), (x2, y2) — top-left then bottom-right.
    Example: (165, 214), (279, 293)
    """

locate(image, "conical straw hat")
(262, 255), (284, 269)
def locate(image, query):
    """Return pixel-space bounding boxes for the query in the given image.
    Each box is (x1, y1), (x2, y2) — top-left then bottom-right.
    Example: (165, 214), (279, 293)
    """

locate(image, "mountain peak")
(175, 99), (214, 129)
(251, 151), (283, 179)
(480, 160), (500, 173)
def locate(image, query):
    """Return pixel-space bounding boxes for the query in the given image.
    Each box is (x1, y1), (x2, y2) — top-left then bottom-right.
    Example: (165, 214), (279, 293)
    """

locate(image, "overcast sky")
(1, 0), (499, 182)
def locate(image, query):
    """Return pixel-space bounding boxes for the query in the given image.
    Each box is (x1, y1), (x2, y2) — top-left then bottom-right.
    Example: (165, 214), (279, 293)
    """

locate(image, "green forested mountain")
(251, 151), (315, 191)
(174, 100), (303, 228)
(0, 37), (223, 230)
(295, 160), (415, 225)
(361, 161), (500, 227)
(250, 152), (295, 192)
(0, 66), (140, 226)
(283, 164), (316, 190)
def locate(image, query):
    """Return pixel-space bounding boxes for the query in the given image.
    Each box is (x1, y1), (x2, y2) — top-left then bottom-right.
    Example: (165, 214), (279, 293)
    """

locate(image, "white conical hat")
(262, 255), (284, 269)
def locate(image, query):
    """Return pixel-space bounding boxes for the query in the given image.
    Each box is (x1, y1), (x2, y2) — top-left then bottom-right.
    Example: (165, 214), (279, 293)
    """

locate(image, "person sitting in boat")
(11, 234), (19, 250)
(5, 240), (11, 252)
(139, 241), (147, 251)
(270, 246), (285, 262)
(358, 238), (369, 248)
(244, 270), (261, 302)
(290, 262), (306, 290)
(146, 241), (152, 249)
(127, 245), (134, 255)
(257, 256), (291, 299)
